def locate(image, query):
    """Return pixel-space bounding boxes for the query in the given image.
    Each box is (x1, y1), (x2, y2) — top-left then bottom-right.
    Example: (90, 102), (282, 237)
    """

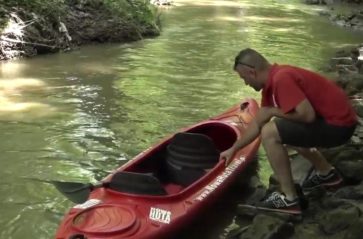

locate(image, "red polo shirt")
(261, 64), (357, 127)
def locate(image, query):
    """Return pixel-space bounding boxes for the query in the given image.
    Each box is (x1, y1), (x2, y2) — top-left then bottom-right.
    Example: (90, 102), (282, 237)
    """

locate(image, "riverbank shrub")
(0, 0), (159, 60)
(0, 0), (66, 17)
(0, 0), (158, 31)
(104, 0), (157, 25)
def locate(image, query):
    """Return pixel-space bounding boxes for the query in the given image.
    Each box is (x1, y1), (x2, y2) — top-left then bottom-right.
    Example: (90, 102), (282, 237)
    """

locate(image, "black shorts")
(274, 117), (357, 148)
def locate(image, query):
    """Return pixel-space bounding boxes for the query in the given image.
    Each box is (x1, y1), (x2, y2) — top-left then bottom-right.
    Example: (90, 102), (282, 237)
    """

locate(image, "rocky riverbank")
(223, 44), (363, 239)
(305, 0), (363, 31)
(0, 0), (160, 61)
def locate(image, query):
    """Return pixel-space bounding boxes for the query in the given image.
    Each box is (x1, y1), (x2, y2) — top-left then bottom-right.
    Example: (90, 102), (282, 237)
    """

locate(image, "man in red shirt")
(221, 48), (357, 215)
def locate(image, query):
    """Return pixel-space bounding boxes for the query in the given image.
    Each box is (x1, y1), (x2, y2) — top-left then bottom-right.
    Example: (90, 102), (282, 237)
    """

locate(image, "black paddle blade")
(51, 181), (93, 204)
(109, 171), (167, 196)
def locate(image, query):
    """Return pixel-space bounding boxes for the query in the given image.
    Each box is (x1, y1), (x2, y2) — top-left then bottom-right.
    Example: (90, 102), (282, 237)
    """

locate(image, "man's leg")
(290, 147), (343, 190)
(273, 115), (351, 192)
(261, 121), (297, 200)
(291, 147), (333, 175)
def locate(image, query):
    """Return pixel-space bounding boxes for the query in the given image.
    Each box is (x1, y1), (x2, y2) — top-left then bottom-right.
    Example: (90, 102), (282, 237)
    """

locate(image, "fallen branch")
(0, 36), (56, 49)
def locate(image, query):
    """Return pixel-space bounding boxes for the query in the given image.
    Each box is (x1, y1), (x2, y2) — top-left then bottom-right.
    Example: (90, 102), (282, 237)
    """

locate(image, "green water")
(0, 0), (362, 238)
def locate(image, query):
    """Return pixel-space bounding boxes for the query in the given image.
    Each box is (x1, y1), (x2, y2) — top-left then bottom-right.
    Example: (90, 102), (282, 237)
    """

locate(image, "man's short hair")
(234, 48), (269, 71)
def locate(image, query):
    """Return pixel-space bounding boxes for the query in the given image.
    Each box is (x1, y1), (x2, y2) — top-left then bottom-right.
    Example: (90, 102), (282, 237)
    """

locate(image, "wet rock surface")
(307, 0), (363, 31)
(224, 43), (363, 239)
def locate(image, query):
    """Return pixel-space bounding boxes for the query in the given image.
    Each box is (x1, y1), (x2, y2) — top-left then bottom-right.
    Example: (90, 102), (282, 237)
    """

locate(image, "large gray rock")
(345, 74), (363, 94)
(336, 159), (363, 184)
(290, 154), (313, 184)
(335, 183), (363, 200)
(317, 201), (360, 234)
(239, 214), (294, 239)
(355, 104), (363, 118)
(330, 57), (354, 66)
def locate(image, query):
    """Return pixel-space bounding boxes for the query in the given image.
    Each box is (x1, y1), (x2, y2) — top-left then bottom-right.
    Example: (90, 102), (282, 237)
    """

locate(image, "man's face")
(235, 64), (262, 91)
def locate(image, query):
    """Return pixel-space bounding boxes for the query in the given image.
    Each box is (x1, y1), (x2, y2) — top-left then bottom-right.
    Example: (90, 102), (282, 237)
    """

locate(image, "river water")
(0, 0), (362, 238)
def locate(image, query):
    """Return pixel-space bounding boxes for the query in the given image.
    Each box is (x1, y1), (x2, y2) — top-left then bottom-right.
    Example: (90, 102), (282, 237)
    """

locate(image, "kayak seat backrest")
(166, 132), (220, 169)
(191, 124), (237, 152)
(165, 132), (220, 186)
(109, 171), (167, 196)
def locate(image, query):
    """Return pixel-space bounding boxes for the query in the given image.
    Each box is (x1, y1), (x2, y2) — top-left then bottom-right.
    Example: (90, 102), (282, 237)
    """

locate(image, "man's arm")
(221, 99), (315, 165)
(232, 98), (315, 151)
(269, 98), (316, 123)
(231, 120), (260, 152)
(221, 107), (272, 165)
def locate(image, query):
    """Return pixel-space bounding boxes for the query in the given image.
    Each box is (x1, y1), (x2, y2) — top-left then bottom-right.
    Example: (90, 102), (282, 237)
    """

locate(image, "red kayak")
(55, 98), (260, 239)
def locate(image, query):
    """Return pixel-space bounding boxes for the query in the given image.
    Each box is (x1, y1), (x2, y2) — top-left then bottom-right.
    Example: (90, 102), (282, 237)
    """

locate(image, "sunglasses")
(238, 62), (255, 68)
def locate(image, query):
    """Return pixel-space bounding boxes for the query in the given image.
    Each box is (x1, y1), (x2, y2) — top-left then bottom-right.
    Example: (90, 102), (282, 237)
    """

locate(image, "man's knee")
(261, 121), (281, 143)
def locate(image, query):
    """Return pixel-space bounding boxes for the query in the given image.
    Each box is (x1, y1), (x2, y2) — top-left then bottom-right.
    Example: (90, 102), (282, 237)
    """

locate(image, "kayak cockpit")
(108, 121), (239, 196)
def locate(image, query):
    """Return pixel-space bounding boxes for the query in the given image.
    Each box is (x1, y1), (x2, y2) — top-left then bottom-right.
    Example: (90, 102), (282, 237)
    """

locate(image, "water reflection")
(0, 78), (56, 121)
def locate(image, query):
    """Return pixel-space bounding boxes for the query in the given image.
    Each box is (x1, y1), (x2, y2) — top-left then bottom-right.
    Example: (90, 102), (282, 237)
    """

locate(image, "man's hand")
(220, 147), (236, 166)
(220, 107), (273, 168)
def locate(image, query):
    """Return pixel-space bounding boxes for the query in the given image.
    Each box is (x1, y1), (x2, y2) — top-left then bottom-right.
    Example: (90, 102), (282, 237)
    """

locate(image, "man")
(221, 48), (357, 214)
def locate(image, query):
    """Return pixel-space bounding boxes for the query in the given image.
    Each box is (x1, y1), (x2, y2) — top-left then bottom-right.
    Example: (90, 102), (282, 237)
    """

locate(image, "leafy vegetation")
(0, 0), (66, 16)
(0, 0), (158, 31)
(104, 0), (158, 26)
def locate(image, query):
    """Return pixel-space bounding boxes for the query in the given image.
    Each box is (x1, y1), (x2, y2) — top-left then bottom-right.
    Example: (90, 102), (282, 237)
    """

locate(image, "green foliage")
(0, 0), (157, 28)
(0, 0), (66, 16)
(0, 0), (159, 38)
(104, 0), (158, 26)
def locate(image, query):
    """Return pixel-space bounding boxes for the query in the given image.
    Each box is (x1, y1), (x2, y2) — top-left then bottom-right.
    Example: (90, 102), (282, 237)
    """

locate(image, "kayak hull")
(55, 98), (261, 239)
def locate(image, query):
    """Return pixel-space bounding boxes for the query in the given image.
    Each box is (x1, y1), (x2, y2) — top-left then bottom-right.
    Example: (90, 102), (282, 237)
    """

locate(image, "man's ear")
(247, 67), (255, 76)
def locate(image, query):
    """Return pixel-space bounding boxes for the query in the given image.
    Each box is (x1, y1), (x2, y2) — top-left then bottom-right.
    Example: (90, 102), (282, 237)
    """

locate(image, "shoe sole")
(303, 177), (344, 192)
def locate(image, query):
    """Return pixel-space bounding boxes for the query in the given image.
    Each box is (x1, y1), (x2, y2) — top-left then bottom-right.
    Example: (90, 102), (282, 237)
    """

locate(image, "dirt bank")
(0, 0), (160, 61)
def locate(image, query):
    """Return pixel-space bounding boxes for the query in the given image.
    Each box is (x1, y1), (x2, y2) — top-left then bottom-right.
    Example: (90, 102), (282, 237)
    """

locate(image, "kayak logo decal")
(149, 207), (172, 224)
(195, 157), (245, 201)
(73, 199), (102, 209)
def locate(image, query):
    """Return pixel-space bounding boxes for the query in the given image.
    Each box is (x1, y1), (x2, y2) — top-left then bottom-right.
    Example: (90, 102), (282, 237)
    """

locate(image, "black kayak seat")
(166, 132), (220, 169)
(109, 171), (167, 196)
(166, 132), (220, 186)
(166, 160), (207, 187)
